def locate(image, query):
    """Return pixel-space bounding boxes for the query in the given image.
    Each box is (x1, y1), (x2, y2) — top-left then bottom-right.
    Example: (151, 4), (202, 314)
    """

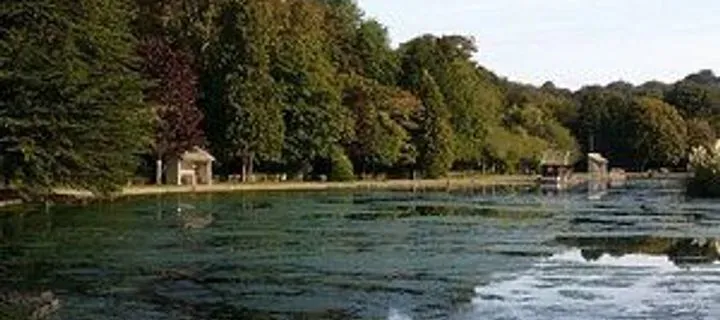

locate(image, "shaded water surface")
(2, 179), (720, 319)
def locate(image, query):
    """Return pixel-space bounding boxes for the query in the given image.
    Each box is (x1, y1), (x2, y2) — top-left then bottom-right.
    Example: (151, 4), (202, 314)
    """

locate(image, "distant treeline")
(1, 0), (718, 197)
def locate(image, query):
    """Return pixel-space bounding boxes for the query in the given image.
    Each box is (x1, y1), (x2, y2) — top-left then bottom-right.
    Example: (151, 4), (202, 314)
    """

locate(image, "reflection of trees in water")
(0, 206), (54, 245)
(667, 238), (720, 265)
(154, 195), (216, 230)
(452, 184), (529, 197)
(0, 290), (60, 319)
(176, 208), (214, 230)
(0, 208), (69, 320)
(361, 205), (550, 222)
(557, 236), (720, 266)
(139, 266), (357, 320)
(139, 198), (359, 319)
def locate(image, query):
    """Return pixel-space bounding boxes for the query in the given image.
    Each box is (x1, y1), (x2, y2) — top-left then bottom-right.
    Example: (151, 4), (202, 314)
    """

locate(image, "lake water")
(2, 178), (720, 319)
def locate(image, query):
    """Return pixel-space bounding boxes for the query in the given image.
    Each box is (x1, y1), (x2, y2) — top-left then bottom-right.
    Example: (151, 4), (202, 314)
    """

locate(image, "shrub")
(330, 148), (355, 182)
(687, 141), (720, 197)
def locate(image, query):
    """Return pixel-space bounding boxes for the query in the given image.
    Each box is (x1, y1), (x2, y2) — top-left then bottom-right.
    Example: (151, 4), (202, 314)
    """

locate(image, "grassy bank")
(53, 175), (539, 200)
(12, 171), (682, 205)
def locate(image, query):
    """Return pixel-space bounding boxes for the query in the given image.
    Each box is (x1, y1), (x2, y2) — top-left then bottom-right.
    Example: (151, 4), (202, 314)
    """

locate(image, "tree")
(398, 35), (477, 94)
(504, 83), (579, 158)
(0, 0), (153, 197)
(329, 146), (355, 181)
(343, 76), (419, 174)
(665, 81), (715, 118)
(132, 0), (222, 60)
(399, 35), (503, 167)
(637, 80), (669, 99)
(684, 69), (719, 86)
(628, 97), (688, 170)
(352, 19), (399, 85)
(272, 0), (351, 177)
(686, 118), (715, 150)
(443, 60), (503, 165)
(606, 81), (635, 93)
(573, 87), (635, 166)
(202, 0), (284, 181)
(484, 126), (549, 173)
(416, 72), (454, 178)
(319, 0), (363, 74)
(537, 83), (578, 126)
(138, 37), (205, 184)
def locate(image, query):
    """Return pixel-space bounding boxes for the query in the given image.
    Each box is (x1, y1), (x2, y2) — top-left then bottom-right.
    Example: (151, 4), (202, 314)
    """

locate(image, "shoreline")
(0, 172), (687, 208)
(1, 172), (686, 206)
(53, 175), (539, 200)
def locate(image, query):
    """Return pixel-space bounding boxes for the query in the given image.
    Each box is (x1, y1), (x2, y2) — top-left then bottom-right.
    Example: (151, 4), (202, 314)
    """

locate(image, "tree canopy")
(0, 0), (153, 197)
(0, 0), (717, 197)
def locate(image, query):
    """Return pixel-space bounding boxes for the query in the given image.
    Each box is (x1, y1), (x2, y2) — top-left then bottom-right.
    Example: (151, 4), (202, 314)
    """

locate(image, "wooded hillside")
(1, 0), (717, 197)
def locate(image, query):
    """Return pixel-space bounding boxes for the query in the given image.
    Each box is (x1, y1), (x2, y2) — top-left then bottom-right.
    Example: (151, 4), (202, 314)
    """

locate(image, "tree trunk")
(2, 155), (16, 188)
(241, 156), (248, 183)
(641, 158), (650, 173)
(155, 159), (163, 185)
(3, 163), (9, 188)
(361, 160), (367, 180)
(248, 153), (255, 182)
(239, 152), (255, 183)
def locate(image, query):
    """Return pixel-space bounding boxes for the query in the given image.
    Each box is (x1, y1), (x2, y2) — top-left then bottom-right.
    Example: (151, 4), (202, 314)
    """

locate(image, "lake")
(2, 178), (720, 319)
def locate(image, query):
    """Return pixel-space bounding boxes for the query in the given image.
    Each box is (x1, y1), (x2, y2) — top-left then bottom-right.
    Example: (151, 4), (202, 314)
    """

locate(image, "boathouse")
(166, 147), (215, 186)
(540, 150), (573, 183)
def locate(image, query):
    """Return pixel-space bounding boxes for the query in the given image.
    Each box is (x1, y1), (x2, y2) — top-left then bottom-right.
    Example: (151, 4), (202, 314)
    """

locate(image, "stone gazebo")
(588, 152), (609, 179)
(165, 147), (215, 186)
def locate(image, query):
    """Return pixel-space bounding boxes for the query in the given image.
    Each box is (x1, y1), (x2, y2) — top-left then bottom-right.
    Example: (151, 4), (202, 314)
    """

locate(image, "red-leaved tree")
(138, 37), (205, 183)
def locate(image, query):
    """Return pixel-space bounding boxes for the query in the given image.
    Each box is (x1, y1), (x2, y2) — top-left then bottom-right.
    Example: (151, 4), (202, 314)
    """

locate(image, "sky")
(356, 0), (720, 90)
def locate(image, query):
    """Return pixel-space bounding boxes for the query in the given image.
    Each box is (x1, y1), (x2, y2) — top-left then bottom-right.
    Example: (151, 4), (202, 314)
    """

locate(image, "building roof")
(588, 152), (608, 164)
(181, 146), (215, 162)
(541, 150), (572, 166)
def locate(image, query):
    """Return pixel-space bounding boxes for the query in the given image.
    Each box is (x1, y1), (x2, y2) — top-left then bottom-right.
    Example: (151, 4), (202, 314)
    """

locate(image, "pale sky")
(356, 0), (720, 89)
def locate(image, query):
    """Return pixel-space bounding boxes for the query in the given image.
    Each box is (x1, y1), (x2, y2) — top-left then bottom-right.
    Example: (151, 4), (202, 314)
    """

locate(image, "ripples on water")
(1, 178), (720, 319)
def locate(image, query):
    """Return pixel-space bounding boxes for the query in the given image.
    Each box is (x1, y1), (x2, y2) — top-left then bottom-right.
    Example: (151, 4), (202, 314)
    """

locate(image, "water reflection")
(587, 180), (609, 200)
(538, 179), (629, 201)
(2, 179), (720, 320)
(330, 204), (554, 224)
(175, 204), (214, 230)
(0, 290), (60, 319)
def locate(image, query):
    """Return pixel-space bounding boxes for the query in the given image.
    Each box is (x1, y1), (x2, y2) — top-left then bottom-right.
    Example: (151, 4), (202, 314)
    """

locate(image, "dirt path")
(54, 175), (539, 199)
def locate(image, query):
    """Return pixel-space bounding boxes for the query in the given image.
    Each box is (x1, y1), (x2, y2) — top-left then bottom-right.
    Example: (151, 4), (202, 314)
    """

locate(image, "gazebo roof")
(181, 146), (215, 162)
(588, 152), (608, 164)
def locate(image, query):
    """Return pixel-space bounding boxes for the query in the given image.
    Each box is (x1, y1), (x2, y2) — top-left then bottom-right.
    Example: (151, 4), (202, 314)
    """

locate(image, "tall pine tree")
(417, 72), (454, 178)
(0, 0), (153, 197)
